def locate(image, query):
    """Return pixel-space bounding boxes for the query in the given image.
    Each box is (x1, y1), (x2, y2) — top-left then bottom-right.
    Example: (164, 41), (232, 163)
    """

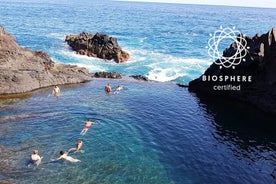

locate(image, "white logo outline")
(207, 27), (249, 69)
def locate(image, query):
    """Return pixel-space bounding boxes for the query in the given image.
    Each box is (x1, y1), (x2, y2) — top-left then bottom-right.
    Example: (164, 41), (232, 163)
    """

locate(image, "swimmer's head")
(77, 140), (82, 144)
(60, 151), (64, 155)
(33, 150), (38, 154)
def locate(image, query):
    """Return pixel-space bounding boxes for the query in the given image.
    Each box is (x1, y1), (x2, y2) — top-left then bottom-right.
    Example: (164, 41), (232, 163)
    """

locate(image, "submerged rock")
(0, 145), (13, 171)
(65, 32), (130, 63)
(189, 28), (276, 113)
(0, 26), (93, 95)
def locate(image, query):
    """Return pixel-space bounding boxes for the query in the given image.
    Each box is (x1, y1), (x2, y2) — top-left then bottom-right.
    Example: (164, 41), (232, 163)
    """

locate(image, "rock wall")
(0, 26), (93, 95)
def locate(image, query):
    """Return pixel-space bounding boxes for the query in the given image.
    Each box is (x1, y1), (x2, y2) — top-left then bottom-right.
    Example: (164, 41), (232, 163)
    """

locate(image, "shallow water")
(0, 78), (275, 184)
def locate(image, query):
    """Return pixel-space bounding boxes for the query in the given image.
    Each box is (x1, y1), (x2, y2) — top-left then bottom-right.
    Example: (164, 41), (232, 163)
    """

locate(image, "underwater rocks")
(0, 26), (93, 95)
(189, 28), (276, 113)
(65, 32), (130, 63)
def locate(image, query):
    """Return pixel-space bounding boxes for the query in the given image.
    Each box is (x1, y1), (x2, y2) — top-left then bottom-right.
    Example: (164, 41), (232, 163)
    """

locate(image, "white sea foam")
(146, 58), (206, 83)
(55, 47), (211, 83)
(124, 47), (211, 82)
(147, 68), (185, 82)
(53, 50), (109, 72)
(138, 37), (148, 43)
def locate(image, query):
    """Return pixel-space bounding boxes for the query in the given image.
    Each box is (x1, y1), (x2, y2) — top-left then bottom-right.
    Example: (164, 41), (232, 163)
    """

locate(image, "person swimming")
(67, 140), (83, 153)
(80, 119), (96, 135)
(52, 85), (60, 99)
(56, 151), (80, 163)
(105, 83), (112, 94)
(30, 150), (43, 166)
(114, 85), (123, 94)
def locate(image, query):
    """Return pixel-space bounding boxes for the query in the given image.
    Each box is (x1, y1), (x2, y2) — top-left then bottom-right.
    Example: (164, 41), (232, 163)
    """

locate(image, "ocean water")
(0, 0), (276, 184)
(1, 0), (276, 84)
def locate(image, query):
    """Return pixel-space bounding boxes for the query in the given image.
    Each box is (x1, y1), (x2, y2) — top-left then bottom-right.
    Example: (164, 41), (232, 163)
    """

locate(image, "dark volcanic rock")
(130, 75), (148, 81)
(65, 32), (130, 63)
(93, 72), (122, 79)
(189, 28), (276, 113)
(177, 83), (189, 88)
(0, 26), (93, 95)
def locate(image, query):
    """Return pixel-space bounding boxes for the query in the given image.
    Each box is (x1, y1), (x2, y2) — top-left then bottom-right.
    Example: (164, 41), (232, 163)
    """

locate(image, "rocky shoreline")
(0, 27), (141, 97)
(0, 26), (93, 95)
(2, 25), (276, 114)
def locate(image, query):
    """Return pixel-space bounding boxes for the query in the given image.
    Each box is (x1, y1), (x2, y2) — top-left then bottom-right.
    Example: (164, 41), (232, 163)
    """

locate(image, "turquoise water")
(0, 0), (276, 183)
(0, 79), (276, 184)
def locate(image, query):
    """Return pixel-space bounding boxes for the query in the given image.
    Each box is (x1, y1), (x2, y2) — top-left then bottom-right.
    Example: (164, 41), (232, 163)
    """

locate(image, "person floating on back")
(105, 83), (112, 94)
(67, 140), (83, 153)
(80, 119), (96, 135)
(52, 85), (60, 99)
(31, 150), (43, 166)
(114, 85), (123, 94)
(56, 151), (80, 163)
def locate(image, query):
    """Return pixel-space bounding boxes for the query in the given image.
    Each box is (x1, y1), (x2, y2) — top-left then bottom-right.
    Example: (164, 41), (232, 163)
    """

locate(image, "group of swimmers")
(30, 83), (123, 166)
(30, 139), (83, 165)
(30, 119), (96, 165)
(53, 83), (122, 99)
(30, 140), (83, 165)
(105, 84), (123, 94)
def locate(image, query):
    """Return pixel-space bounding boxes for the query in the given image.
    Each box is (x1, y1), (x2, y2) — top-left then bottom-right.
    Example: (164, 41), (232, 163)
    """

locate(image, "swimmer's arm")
(57, 154), (66, 160)
(57, 152), (69, 160)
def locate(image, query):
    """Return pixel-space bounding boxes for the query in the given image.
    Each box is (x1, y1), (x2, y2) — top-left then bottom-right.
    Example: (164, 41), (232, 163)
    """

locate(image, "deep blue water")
(0, 0), (276, 184)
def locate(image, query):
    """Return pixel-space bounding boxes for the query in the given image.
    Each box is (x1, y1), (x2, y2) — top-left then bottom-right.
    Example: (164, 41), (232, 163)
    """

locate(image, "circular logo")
(207, 27), (249, 69)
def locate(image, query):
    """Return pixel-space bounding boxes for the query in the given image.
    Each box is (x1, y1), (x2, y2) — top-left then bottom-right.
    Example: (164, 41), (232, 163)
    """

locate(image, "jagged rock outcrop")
(65, 32), (130, 63)
(130, 75), (148, 81)
(93, 72), (122, 79)
(0, 26), (93, 95)
(189, 28), (276, 113)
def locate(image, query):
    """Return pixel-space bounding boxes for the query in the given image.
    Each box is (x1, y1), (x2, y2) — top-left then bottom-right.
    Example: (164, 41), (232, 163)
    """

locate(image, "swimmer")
(114, 85), (123, 94)
(80, 119), (96, 135)
(52, 85), (60, 99)
(56, 151), (80, 163)
(67, 140), (83, 153)
(31, 150), (43, 166)
(105, 83), (112, 94)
